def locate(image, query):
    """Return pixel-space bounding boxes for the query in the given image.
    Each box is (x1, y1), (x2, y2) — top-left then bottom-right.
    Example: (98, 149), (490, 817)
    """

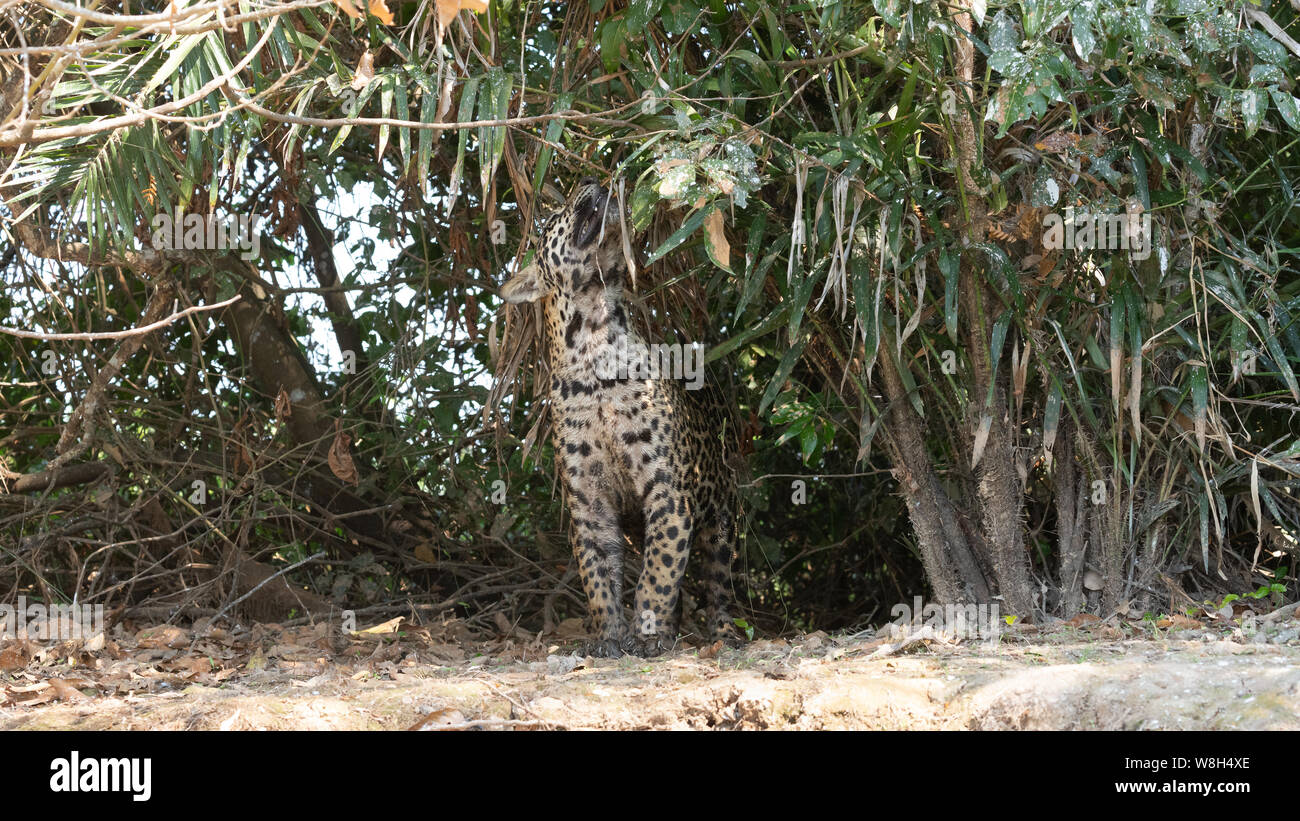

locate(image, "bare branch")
(0, 461), (110, 494)
(0, 295), (239, 341)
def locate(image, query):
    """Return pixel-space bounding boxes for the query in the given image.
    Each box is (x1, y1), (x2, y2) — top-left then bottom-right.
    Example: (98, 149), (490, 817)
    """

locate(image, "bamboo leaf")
(938, 240), (959, 340)
(377, 75), (394, 162)
(395, 78), (410, 172)
(645, 205), (710, 266)
(734, 210), (770, 320)
(1043, 380), (1063, 462)
(786, 258), (828, 343)
(1110, 290), (1125, 422)
(1262, 333), (1300, 402)
(759, 334), (809, 416)
(478, 66), (512, 198)
(448, 75), (481, 208)
(1250, 458), (1263, 566)
(1198, 492), (1209, 572)
(1190, 364), (1208, 451)
(532, 92), (574, 196)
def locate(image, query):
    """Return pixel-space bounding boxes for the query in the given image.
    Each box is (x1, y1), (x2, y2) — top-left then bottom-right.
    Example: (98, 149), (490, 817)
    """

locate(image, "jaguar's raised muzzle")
(572, 182), (615, 249)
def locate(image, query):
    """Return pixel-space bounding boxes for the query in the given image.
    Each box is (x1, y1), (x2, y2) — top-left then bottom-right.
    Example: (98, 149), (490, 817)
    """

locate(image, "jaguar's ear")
(500, 262), (545, 303)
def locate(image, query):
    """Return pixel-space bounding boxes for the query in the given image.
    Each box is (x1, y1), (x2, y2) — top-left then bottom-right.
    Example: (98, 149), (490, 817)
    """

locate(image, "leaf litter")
(2, 608), (1299, 730)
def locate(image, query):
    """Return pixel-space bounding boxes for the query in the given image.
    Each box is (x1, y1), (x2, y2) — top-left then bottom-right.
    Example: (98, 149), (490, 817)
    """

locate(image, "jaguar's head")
(500, 178), (627, 304)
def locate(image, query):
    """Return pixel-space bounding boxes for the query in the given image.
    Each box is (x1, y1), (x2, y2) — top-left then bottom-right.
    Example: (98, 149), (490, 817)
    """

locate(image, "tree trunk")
(1054, 427), (1088, 617)
(944, 3), (1036, 618)
(215, 262), (424, 558)
(880, 345), (991, 603)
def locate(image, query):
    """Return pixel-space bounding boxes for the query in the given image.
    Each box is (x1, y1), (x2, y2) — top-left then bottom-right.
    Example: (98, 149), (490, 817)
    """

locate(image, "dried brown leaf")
(0, 645), (27, 671)
(351, 51), (375, 91)
(409, 707), (467, 730)
(414, 541), (438, 564)
(1065, 613), (1101, 628)
(48, 677), (91, 701)
(703, 209), (730, 270)
(274, 388), (292, 420)
(327, 422), (359, 485)
(136, 625), (189, 649)
(493, 611), (513, 636)
(368, 0), (394, 25)
(436, 0), (486, 29)
(353, 617), (405, 636)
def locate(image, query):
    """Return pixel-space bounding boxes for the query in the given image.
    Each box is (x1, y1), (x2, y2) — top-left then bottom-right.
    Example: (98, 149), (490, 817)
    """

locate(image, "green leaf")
(395, 79), (410, 172)
(599, 17), (628, 75)
(1072, 5), (1096, 60)
(644, 205), (710, 266)
(987, 9), (1022, 73)
(1241, 87), (1268, 138)
(785, 258), (826, 343)
(853, 255), (882, 373)
(1110, 290), (1125, 418)
(417, 84), (436, 190)
(329, 76), (380, 155)
(478, 66), (512, 198)
(532, 92), (574, 197)
(377, 75), (394, 162)
(1262, 332), (1300, 402)
(1129, 140), (1150, 211)
(140, 33), (208, 99)
(800, 425), (818, 463)
(989, 309), (1010, 381)
(1043, 380), (1063, 456)
(732, 618), (755, 641)
(450, 76), (481, 203)
(734, 210), (770, 320)
(875, 0), (903, 29)
(1190, 364), (1208, 441)
(934, 219), (959, 340)
(1269, 88), (1300, 131)
(1198, 492), (1209, 572)
(895, 343), (925, 418)
(707, 300), (788, 363)
(726, 50), (776, 95)
(759, 334), (809, 416)
(626, 0), (666, 34)
(1243, 29), (1288, 65)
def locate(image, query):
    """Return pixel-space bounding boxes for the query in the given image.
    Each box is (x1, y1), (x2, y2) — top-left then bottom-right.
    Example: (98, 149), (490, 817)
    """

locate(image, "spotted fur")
(501, 179), (740, 657)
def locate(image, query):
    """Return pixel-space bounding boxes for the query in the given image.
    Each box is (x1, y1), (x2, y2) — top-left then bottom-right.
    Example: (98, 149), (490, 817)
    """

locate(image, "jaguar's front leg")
(625, 488), (692, 657)
(565, 473), (627, 657)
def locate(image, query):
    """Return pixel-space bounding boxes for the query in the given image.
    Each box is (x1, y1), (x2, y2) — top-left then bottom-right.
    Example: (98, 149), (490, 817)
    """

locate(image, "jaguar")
(500, 179), (741, 657)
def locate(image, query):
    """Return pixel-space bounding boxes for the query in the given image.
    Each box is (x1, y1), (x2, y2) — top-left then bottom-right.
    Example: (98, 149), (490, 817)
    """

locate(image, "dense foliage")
(0, 0), (1296, 634)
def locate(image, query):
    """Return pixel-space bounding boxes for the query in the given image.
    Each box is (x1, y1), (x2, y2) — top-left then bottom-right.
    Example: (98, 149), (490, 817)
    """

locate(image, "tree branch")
(0, 294), (239, 340)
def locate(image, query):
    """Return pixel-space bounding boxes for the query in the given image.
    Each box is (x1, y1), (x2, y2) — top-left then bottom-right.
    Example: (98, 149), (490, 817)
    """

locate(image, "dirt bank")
(3, 611), (1298, 730)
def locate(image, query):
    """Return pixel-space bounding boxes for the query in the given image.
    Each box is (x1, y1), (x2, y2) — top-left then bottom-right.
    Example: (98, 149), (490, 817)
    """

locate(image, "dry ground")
(3, 608), (1298, 730)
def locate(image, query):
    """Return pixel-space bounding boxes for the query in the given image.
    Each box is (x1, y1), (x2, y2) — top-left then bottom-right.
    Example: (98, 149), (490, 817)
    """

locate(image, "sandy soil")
(3, 610), (1298, 730)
